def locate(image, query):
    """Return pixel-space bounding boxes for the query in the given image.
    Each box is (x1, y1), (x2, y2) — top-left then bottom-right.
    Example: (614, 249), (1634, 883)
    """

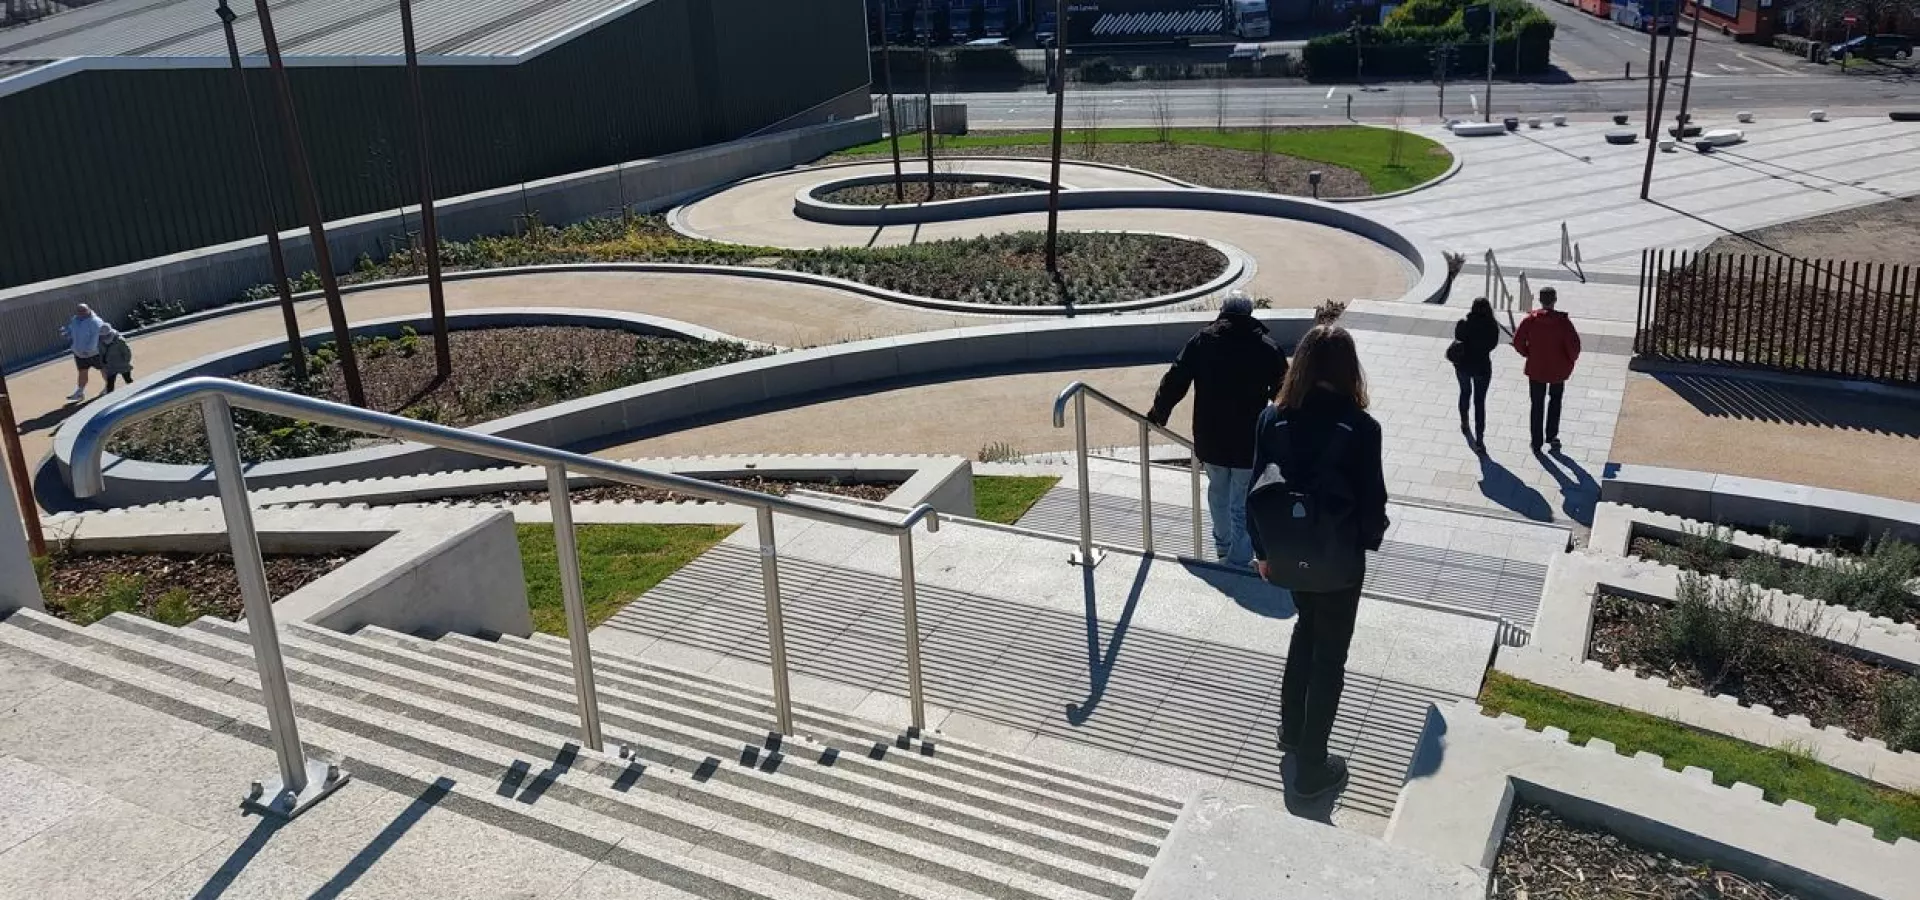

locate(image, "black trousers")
(1455, 369), (1490, 439)
(1280, 582), (1362, 766)
(1528, 380), (1566, 447)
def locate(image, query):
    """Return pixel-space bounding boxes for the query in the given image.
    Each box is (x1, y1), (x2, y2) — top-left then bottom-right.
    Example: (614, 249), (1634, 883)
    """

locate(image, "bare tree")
(1213, 76), (1230, 132)
(1078, 95), (1102, 159)
(1150, 89), (1175, 143)
(1257, 100), (1276, 187)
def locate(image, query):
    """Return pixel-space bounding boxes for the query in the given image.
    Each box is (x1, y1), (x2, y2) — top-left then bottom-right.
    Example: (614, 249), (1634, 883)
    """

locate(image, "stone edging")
(1589, 502), (1919, 642)
(1387, 701), (1918, 899)
(55, 311), (1325, 507)
(1515, 550), (1918, 793)
(1601, 463), (1920, 544)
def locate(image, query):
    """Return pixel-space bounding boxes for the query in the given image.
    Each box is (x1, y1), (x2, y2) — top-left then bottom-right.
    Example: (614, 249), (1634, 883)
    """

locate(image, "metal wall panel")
(0, 0), (869, 290)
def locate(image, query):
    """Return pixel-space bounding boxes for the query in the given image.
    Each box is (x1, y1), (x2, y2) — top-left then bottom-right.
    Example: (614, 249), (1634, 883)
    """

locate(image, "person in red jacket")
(1511, 287), (1582, 452)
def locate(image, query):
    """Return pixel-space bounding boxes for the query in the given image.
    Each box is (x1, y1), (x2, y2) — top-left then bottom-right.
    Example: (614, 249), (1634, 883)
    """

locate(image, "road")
(1524, 0), (1818, 80)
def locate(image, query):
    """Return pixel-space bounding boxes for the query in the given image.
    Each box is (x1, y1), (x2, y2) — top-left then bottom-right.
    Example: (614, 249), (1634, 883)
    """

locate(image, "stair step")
(366, 623), (1170, 842)
(0, 613), (825, 900)
(508, 629), (1181, 818)
(265, 618), (1159, 868)
(155, 616), (1143, 900)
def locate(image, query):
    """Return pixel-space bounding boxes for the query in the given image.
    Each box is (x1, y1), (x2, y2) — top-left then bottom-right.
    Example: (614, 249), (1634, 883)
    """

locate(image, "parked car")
(1829, 34), (1914, 61)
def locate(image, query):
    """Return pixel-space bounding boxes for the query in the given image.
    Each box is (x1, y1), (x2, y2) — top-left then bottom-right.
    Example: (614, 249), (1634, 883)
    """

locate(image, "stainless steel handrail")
(71, 377), (940, 816)
(1051, 382), (1203, 566)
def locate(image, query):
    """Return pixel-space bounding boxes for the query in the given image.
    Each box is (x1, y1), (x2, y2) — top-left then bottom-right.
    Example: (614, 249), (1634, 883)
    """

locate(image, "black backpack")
(1247, 415), (1366, 593)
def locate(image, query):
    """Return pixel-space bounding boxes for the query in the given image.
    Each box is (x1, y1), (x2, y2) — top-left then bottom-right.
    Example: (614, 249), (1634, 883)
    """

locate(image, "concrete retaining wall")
(58, 311), (1319, 506)
(0, 499), (43, 614)
(0, 115), (880, 372)
(1601, 463), (1920, 544)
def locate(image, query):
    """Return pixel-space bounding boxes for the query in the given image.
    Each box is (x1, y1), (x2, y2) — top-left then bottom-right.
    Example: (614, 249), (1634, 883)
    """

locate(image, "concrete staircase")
(0, 607), (1181, 900)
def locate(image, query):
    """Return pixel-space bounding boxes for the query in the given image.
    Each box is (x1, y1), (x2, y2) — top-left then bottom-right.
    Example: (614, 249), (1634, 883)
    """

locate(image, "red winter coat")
(1512, 308), (1581, 384)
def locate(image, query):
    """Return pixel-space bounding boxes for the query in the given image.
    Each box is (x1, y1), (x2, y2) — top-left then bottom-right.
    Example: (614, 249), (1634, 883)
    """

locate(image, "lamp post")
(251, 0), (366, 407)
(215, 0), (305, 381)
(398, 0), (451, 379)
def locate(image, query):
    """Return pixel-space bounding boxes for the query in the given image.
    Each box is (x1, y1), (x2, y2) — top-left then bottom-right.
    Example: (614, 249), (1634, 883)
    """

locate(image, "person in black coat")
(1146, 291), (1289, 567)
(1450, 297), (1502, 453)
(1246, 324), (1389, 801)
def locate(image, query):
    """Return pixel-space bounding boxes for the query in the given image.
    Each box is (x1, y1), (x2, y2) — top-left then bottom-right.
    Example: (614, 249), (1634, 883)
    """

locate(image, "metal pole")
(1072, 392), (1095, 566)
(883, 39), (905, 203)
(1643, 6), (1660, 139)
(1189, 452), (1203, 561)
(0, 368), (43, 557)
(755, 507), (796, 735)
(1044, 0), (1068, 275)
(216, 0), (305, 382)
(1137, 420), (1154, 556)
(545, 464), (604, 752)
(399, 0), (451, 379)
(251, 0), (365, 407)
(921, 0), (936, 199)
(1639, 19), (1682, 199)
(1674, 2), (1702, 133)
(897, 531), (927, 731)
(1484, 1), (1496, 123)
(205, 396), (347, 817)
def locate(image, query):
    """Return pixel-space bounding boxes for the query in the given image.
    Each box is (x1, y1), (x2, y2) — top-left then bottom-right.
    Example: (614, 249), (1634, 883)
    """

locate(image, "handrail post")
(1070, 391), (1100, 567)
(755, 507), (796, 735)
(1137, 420), (1154, 556)
(546, 464), (604, 753)
(204, 396), (348, 818)
(1189, 453), (1204, 562)
(897, 530), (927, 731)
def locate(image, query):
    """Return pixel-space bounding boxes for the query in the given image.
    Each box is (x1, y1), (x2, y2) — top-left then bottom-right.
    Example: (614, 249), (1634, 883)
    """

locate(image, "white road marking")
(1325, 86), (1336, 98)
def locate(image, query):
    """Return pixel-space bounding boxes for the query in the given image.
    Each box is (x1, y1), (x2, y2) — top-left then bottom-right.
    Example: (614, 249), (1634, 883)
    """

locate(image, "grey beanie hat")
(1220, 290), (1255, 317)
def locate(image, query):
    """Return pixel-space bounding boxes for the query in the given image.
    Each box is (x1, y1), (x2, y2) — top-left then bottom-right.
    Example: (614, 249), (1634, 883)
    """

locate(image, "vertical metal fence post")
(205, 396), (347, 817)
(1137, 420), (1154, 556)
(545, 465), (604, 753)
(897, 530), (927, 731)
(755, 507), (796, 735)
(1071, 392), (1097, 566)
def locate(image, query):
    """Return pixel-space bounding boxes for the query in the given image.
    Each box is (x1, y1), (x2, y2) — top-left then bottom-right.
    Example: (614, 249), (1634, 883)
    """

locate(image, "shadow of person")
(15, 400), (85, 435)
(1540, 449), (1600, 526)
(1180, 559), (1296, 620)
(1476, 454), (1553, 522)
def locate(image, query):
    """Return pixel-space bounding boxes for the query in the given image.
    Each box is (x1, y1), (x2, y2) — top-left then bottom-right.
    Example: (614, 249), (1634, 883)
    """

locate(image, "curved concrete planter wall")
(59, 310), (1323, 507)
(801, 171), (1057, 204)
(791, 185), (1449, 306)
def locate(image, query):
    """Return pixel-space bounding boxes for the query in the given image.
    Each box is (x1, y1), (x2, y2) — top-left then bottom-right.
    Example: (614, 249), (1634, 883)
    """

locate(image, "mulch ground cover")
(817, 179), (1028, 205)
(111, 326), (767, 465)
(1588, 590), (1900, 739)
(407, 477), (897, 507)
(831, 140), (1374, 197)
(40, 551), (355, 626)
(1491, 802), (1799, 899)
(786, 231), (1226, 307)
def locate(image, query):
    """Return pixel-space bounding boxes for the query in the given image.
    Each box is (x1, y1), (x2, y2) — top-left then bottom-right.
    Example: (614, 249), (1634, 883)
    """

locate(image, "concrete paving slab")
(0, 793), (222, 900)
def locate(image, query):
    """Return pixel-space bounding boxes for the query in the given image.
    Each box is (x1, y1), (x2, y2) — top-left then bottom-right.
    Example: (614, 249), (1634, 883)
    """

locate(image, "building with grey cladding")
(0, 0), (871, 291)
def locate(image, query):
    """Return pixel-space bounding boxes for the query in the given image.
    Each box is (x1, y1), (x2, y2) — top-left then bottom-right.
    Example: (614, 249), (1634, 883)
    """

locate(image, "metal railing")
(1484, 248), (1518, 312)
(1051, 382), (1202, 566)
(70, 377), (940, 817)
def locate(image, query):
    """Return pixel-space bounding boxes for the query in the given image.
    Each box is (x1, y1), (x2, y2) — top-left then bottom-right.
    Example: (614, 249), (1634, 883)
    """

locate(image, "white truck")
(1230, 0), (1271, 38)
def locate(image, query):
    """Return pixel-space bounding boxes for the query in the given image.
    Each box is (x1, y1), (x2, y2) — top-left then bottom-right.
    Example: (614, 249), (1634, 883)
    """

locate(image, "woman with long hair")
(1245, 324), (1390, 801)
(1449, 297), (1502, 452)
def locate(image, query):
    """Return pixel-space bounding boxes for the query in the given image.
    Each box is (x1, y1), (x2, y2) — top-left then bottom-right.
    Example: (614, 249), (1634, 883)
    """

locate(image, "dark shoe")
(1290, 755), (1349, 800)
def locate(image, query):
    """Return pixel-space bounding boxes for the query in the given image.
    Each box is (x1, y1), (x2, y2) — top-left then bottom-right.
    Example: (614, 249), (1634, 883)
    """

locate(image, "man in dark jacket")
(1147, 291), (1289, 568)
(1512, 286), (1583, 451)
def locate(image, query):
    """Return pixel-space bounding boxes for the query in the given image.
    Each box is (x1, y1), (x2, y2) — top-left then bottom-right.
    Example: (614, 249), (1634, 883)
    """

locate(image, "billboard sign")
(1065, 0), (1229, 43)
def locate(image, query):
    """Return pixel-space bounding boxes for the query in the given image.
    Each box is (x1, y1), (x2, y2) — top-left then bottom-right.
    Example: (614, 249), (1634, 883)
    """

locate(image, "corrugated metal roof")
(0, 0), (649, 61)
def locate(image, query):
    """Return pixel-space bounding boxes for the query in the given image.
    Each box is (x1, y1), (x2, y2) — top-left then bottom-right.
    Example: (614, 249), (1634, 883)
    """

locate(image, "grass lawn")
(518, 523), (735, 637)
(1479, 671), (1920, 843)
(974, 475), (1060, 525)
(835, 127), (1451, 194)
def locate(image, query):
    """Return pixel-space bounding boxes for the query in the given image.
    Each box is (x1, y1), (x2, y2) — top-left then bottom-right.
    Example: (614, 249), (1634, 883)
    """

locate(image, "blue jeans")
(1205, 464), (1255, 566)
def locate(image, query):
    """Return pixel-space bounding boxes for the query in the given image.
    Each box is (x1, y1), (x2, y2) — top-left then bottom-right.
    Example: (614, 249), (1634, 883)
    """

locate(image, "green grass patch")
(835, 127), (1451, 194)
(973, 475), (1060, 525)
(517, 523), (734, 637)
(1479, 670), (1920, 843)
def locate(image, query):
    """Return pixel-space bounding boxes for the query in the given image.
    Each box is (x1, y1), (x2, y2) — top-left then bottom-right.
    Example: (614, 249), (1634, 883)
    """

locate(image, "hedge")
(1303, 0), (1555, 80)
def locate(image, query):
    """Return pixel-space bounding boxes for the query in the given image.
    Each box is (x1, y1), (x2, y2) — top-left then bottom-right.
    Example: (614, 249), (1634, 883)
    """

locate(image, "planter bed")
(816, 179), (1028, 205)
(1589, 587), (1920, 749)
(1492, 802), (1796, 900)
(1628, 525), (1920, 627)
(381, 476), (898, 508)
(37, 549), (355, 627)
(109, 325), (769, 466)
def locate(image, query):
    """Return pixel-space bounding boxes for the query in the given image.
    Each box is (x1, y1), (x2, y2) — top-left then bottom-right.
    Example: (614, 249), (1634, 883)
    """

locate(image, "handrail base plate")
(1068, 548), (1107, 568)
(242, 760), (350, 820)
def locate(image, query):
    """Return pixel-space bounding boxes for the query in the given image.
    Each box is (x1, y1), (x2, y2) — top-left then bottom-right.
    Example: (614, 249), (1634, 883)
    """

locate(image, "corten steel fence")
(1636, 248), (1920, 386)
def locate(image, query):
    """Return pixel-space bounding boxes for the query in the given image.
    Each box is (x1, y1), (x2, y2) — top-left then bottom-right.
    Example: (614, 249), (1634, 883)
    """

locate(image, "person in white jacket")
(59, 304), (117, 402)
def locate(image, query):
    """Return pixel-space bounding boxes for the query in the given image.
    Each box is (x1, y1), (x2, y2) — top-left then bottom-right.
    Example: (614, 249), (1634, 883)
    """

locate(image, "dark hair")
(1277, 325), (1369, 411)
(1538, 286), (1558, 308)
(1468, 297), (1494, 321)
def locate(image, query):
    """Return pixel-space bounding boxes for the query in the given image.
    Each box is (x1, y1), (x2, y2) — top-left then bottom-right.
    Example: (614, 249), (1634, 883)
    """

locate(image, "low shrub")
(1078, 58), (1131, 84)
(1636, 524), (1920, 624)
(1880, 677), (1920, 752)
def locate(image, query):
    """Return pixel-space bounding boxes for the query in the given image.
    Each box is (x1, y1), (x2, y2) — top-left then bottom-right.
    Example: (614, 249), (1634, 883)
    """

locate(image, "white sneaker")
(66, 388), (85, 402)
